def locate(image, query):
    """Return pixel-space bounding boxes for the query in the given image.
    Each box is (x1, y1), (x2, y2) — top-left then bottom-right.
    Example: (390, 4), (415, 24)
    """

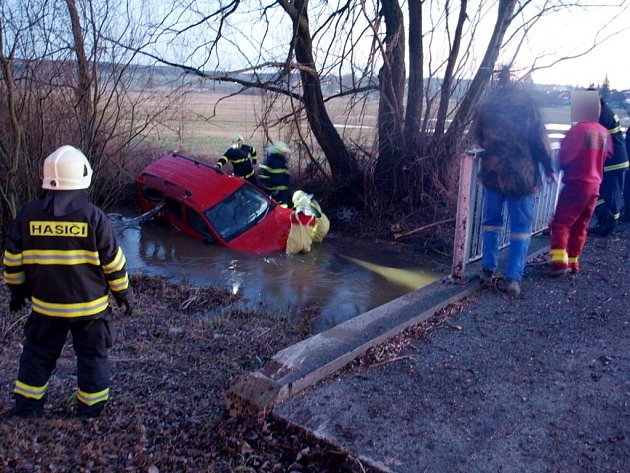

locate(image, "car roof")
(139, 153), (243, 211)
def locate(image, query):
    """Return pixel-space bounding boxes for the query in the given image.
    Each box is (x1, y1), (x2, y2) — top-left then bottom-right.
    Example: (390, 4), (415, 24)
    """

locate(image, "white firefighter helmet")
(42, 145), (93, 190)
(231, 134), (244, 149)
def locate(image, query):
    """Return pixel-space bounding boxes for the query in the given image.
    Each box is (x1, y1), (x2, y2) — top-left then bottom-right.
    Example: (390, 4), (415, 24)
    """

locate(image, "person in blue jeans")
(480, 191), (536, 293)
(472, 66), (557, 296)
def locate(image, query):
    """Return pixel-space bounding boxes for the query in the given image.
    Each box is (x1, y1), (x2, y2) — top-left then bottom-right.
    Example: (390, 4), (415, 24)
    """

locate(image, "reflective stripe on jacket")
(217, 146), (256, 178)
(2, 193), (129, 318)
(599, 101), (629, 173)
(259, 153), (290, 192)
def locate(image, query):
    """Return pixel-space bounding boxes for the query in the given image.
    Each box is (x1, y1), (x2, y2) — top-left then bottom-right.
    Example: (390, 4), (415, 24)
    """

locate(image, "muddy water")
(110, 215), (444, 332)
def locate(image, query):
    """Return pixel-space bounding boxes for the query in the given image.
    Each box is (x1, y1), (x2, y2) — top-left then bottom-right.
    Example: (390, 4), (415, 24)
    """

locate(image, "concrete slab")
(226, 234), (551, 415)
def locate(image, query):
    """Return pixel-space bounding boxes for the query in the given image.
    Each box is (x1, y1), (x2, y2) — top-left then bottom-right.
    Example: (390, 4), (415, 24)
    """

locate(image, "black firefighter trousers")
(595, 169), (624, 225)
(14, 310), (113, 417)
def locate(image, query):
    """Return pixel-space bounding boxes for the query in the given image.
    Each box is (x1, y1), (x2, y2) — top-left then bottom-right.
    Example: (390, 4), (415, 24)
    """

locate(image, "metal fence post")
(450, 150), (479, 280)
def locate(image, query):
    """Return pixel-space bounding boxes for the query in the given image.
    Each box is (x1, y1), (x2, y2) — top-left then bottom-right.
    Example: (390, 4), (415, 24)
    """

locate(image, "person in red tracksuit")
(549, 91), (613, 276)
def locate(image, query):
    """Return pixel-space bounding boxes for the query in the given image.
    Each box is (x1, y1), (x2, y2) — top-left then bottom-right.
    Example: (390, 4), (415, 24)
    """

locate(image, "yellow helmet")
(42, 145), (93, 190)
(271, 140), (290, 154)
(292, 190), (313, 208)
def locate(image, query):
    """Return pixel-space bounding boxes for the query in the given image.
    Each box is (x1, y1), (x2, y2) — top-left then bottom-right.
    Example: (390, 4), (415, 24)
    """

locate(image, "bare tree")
(371, 0), (406, 193)
(0, 0), (183, 234)
(278, 0), (357, 186)
(404, 0), (423, 152)
(135, 1), (627, 205)
(441, 0), (519, 162)
(3, 0), (626, 234)
(65, 0), (94, 151)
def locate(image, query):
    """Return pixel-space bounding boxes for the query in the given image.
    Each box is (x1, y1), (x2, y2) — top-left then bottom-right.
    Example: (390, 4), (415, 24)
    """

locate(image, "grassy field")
(138, 89), (627, 160)
(140, 91), (379, 158)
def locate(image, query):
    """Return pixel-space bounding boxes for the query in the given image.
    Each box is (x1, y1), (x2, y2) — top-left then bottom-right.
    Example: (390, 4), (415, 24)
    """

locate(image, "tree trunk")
(375, 0), (406, 194)
(443, 0), (518, 155)
(65, 0), (94, 152)
(433, 0), (468, 137)
(279, 0), (356, 188)
(0, 19), (23, 221)
(404, 0), (423, 151)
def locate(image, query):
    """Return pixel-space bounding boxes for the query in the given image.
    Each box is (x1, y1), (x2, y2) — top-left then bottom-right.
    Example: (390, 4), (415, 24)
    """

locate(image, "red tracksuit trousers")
(550, 183), (599, 270)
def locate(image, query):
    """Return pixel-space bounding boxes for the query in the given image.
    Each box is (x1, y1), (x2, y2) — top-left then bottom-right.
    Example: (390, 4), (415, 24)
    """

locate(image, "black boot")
(77, 402), (105, 418)
(599, 217), (617, 237)
(13, 395), (44, 418)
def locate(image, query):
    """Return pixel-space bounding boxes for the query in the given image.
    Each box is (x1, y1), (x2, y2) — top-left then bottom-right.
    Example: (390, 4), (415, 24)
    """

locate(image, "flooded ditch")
(111, 214), (446, 333)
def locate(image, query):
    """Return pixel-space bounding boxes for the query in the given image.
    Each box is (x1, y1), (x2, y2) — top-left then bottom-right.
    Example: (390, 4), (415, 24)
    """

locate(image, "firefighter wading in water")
(2, 145), (134, 418)
(259, 140), (291, 206)
(216, 134), (258, 185)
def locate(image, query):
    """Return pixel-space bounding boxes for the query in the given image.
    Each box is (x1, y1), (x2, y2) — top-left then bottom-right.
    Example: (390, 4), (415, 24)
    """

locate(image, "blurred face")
(571, 90), (600, 123)
(236, 139), (243, 148)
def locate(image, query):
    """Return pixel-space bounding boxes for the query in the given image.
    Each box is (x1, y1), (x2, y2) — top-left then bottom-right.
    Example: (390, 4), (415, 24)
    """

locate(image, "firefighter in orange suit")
(286, 190), (330, 254)
(3, 145), (134, 418)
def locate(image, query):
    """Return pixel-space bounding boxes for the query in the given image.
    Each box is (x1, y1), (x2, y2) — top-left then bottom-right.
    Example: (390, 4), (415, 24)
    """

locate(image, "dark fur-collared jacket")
(473, 85), (554, 196)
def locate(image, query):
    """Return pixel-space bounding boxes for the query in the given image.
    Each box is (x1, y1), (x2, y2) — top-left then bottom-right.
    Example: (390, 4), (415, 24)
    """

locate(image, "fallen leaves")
(0, 274), (375, 472)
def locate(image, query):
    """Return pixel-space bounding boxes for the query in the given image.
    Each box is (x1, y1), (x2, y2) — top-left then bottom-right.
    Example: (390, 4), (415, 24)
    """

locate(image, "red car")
(136, 153), (292, 253)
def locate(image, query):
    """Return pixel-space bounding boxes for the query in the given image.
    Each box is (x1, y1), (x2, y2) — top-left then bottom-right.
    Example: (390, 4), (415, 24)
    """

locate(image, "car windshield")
(204, 184), (271, 241)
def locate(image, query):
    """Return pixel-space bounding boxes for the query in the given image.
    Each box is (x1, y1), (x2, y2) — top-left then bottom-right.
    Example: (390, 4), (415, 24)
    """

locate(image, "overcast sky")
(523, 2), (630, 89)
(138, 1), (630, 90)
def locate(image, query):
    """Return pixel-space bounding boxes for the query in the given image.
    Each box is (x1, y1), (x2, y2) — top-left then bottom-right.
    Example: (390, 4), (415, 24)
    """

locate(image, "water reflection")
(110, 214), (443, 332)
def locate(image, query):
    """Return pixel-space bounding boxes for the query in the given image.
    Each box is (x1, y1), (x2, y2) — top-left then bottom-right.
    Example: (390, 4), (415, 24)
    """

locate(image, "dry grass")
(0, 275), (367, 473)
(138, 88), (578, 158)
(133, 90), (380, 156)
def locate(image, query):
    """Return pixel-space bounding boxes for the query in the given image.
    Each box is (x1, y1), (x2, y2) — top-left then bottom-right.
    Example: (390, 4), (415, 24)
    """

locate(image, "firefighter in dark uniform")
(3, 145), (134, 418)
(591, 96), (629, 235)
(622, 122), (630, 221)
(216, 134), (258, 185)
(258, 140), (291, 206)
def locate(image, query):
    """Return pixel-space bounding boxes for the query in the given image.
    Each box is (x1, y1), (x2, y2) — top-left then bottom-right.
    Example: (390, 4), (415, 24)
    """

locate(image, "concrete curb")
(225, 276), (481, 415)
(225, 236), (550, 415)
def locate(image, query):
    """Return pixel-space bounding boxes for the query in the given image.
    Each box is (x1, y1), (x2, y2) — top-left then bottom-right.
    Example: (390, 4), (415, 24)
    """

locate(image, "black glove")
(113, 288), (135, 316)
(10, 295), (27, 312)
(9, 285), (28, 312)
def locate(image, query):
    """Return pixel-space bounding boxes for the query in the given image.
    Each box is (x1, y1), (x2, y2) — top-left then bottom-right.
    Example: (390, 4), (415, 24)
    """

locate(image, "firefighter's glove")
(10, 295), (27, 313)
(113, 288), (135, 316)
(9, 285), (28, 312)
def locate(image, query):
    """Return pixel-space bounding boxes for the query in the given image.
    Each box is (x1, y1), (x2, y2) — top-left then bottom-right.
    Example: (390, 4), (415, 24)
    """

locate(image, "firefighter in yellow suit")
(286, 190), (330, 254)
(3, 145), (134, 418)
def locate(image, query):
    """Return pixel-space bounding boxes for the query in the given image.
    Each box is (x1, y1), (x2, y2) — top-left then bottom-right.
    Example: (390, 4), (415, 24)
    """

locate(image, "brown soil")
(0, 275), (371, 472)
